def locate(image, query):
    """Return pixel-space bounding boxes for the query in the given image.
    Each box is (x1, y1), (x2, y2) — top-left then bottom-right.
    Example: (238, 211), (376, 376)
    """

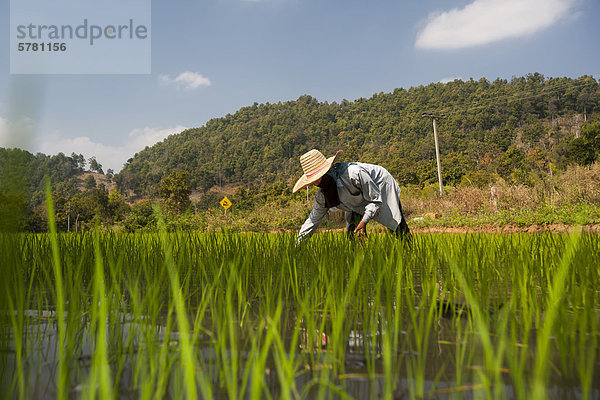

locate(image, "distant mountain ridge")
(113, 73), (600, 197)
(2, 73), (599, 207)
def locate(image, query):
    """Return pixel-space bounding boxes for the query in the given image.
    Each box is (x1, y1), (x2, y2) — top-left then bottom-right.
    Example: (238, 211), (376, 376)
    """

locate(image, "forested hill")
(115, 73), (600, 197)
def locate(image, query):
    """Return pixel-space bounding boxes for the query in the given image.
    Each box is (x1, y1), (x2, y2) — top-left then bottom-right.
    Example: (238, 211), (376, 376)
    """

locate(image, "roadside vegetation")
(2, 161), (599, 234)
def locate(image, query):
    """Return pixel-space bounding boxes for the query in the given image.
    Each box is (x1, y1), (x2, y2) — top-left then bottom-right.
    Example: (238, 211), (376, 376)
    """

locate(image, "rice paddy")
(1, 220), (599, 398)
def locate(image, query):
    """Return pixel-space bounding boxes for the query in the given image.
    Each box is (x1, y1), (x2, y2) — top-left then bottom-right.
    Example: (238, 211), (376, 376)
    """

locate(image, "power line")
(439, 79), (596, 114)
(434, 78), (597, 115)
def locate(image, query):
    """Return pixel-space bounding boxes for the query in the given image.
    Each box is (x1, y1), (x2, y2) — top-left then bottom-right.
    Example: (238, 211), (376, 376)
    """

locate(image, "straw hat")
(292, 149), (341, 193)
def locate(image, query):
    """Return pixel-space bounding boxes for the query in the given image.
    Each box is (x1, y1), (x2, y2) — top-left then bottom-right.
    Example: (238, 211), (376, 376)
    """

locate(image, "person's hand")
(354, 221), (367, 238)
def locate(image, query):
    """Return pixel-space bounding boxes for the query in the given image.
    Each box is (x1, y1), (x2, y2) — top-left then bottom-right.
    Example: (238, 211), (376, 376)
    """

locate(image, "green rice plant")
(44, 177), (68, 400)
(530, 230), (580, 399)
(404, 267), (439, 399)
(1, 222), (599, 399)
(448, 255), (511, 399)
(270, 305), (304, 400)
(154, 206), (203, 400)
(80, 222), (113, 400)
(4, 267), (24, 400)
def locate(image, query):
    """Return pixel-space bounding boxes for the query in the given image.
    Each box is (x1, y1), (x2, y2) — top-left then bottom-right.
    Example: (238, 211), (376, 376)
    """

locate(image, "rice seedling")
(1, 212), (599, 398)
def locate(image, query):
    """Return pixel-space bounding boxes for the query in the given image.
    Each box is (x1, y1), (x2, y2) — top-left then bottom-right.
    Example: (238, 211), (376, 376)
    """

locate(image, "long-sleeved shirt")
(297, 162), (404, 241)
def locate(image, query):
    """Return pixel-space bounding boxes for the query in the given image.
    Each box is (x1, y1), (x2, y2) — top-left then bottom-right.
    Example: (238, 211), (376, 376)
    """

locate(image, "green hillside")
(115, 73), (600, 197)
(2, 73), (600, 233)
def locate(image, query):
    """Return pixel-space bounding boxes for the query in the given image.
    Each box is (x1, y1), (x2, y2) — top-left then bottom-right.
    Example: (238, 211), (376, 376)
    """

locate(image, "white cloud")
(34, 125), (188, 173)
(2, 114), (188, 172)
(126, 126), (188, 149)
(439, 77), (462, 84)
(159, 71), (212, 90)
(415, 0), (575, 50)
(0, 117), (35, 149)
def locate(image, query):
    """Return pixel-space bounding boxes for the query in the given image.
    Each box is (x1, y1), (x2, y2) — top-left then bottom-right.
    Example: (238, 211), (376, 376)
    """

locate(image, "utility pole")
(421, 113), (447, 196)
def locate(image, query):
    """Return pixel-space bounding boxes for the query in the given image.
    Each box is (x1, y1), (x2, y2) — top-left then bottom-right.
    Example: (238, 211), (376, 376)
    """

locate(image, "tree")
(108, 190), (130, 222)
(441, 152), (472, 186)
(567, 138), (595, 165)
(88, 157), (104, 174)
(581, 122), (600, 153)
(25, 205), (48, 233)
(71, 153), (86, 170)
(0, 192), (27, 232)
(158, 170), (191, 214)
(124, 200), (155, 232)
(84, 175), (97, 190)
(498, 147), (528, 183)
(195, 169), (215, 192)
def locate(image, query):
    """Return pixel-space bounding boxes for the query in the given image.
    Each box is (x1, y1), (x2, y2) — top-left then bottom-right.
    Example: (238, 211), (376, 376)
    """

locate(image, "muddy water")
(2, 308), (598, 399)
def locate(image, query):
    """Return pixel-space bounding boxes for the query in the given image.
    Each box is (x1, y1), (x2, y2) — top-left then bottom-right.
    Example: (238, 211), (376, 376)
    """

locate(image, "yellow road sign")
(219, 196), (232, 210)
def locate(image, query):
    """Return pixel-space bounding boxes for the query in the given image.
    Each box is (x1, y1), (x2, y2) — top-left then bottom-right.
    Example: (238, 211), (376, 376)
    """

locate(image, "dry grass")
(554, 163), (600, 204)
(193, 163), (600, 231)
(402, 163), (600, 222)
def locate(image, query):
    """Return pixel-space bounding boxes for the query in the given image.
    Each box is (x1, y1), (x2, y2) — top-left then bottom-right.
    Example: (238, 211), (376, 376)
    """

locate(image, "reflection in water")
(3, 303), (599, 399)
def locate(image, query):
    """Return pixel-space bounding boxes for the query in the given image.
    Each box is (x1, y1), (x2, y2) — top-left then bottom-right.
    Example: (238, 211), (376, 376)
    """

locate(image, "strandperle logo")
(10, 0), (151, 74)
(15, 19), (149, 46)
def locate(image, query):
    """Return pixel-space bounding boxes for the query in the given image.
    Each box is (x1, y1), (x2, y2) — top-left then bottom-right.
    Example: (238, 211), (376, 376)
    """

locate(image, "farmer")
(293, 149), (410, 242)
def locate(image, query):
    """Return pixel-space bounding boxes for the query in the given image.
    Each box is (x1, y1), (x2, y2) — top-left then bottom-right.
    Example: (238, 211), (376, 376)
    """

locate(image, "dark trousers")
(346, 205), (411, 241)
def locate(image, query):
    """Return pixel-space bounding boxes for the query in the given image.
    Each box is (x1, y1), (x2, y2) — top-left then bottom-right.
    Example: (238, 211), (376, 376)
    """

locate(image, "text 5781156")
(18, 42), (67, 51)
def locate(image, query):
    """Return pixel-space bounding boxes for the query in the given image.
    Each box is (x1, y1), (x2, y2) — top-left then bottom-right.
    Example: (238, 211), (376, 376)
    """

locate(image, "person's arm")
(354, 220), (367, 236)
(356, 168), (382, 225)
(297, 190), (329, 243)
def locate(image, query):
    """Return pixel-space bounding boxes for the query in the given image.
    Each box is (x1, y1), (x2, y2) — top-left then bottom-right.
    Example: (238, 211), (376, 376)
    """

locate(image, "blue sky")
(1, 0), (599, 172)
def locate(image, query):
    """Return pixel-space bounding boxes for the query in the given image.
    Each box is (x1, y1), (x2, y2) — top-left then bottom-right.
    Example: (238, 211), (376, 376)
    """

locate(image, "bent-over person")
(293, 149), (410, 242)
